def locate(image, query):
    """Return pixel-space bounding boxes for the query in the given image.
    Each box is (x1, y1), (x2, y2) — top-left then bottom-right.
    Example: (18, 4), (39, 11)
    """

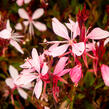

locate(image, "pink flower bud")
(70, 64), (82, 86)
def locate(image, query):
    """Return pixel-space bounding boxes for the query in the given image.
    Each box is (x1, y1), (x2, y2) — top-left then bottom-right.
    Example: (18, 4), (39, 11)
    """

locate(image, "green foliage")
(84, 72), (95, 88)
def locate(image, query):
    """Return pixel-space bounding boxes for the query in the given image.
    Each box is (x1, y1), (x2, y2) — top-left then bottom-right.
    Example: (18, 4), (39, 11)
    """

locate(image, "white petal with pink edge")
(33, 21), (47, 31)
(53, 57), (68, 75)
(5, 78), (15, 89)
(87, 27), (109, 39)
(49, 44), (69, 57)
(9, 65), (19, 79)
(18, 8), (29, 19)
(72, 42), (85, 56)
(32, 8), (44, 20)
(32, 48), (40, 73)
(52, 17), (70, 40)
(10, 40), (24, 54)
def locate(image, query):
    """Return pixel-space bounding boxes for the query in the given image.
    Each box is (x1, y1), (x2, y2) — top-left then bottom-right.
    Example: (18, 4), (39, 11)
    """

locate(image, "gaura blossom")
(16, 0), (31, 6)
(47, 17), (85, 57)
(16, 8), (47, 36)
(52, 57), (71, 102)
(0, 20), (24, 54)
(70, 64), (82, 86)
(5, 65), (31, 99)
(15, 48), (49, 99)
(101, 64), (109, 86)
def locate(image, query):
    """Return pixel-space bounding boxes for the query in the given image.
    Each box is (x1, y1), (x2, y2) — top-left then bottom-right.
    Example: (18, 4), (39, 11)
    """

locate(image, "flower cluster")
(2, 2), (109, 109)
(8, 16), (109, 103)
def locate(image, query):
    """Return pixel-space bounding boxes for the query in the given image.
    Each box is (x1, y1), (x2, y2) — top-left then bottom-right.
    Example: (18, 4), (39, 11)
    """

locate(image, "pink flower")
(47, 18), (85, 57)
(15, 48), (49, 99)
(0, 20), (24, 54)
(5, 65), (31, 99)
(101, 64), (109, 86)
(16, 0), (31, 6)
(16, 8), (47, 36)
(69, 64), (82, 86)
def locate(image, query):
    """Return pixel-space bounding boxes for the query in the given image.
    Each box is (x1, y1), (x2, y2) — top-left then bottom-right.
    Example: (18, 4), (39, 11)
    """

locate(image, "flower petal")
(48, 43), (59, 51)
(72, 21), (80, 39)
(86, 43), (95, 52)
(9, 65), (19, 79)
(15, 23), (23, 30)
(18, 8), (29, 19)
(52, 18), (70, 40)
(17, 88), (28, 99)
(15, 73), (36, 85)
(65, 19), (75, 31)
(32, 8), (44, 20)
(0, 29), (11, 39)
(6, 20), (12, 32)
(101, 64), (109, 86)
(5, 78), (15, 89)
(20, 59), (33, 69)
(49, 44), (69, 57)
(53, 57), (68, 75)
(70, 65), (82, 85)
(57, 69), (71, 77)
(32, 48), (40, 73)
(33, 21), (47, 31)
(33, 79), (42, 99)
(20, 69), (35, 74)
(87, 27), (109, 39)
(65, 19), (80, 39)
(72, 42), (85, 56)
(41, 62), (48, 76)
(21, 83), (32, 89)
(10, 40), (24, 54)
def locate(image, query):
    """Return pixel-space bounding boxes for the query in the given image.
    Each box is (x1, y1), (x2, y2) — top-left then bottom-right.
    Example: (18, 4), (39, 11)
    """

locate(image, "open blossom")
(15, 48), (49, 99)
(16, 8), (47, 36)
(16, 0), (31, 6)
(47, 17), (85, 57)
(5, 65), (31, 99)
(101, 64), (109, 86)
(0, 20), (24, 54)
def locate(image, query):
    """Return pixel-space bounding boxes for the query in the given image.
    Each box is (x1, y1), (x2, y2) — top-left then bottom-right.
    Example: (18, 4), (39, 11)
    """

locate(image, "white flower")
(15, 8), (47, 36)
(0, 20), (24, 54)
(5, 65), (32, 99)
